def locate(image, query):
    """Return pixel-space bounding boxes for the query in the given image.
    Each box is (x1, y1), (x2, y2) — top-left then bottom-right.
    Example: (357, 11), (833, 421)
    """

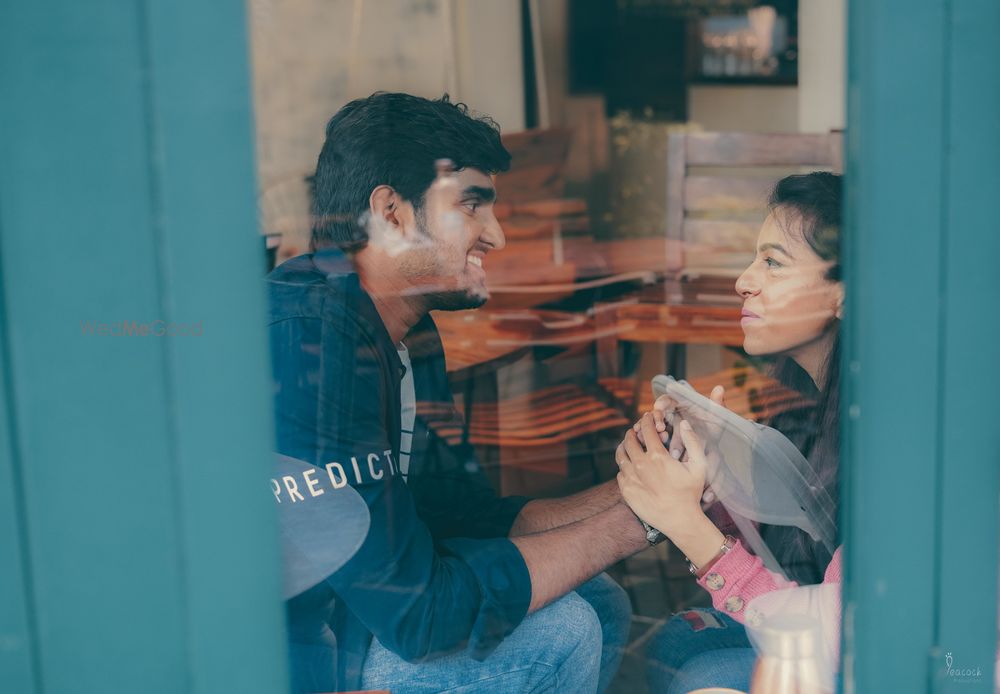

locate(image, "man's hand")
(617, 414), (709, 537)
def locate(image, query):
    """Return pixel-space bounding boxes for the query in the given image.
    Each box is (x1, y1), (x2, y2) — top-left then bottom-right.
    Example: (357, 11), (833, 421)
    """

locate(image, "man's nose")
(482, 213), (506, 252)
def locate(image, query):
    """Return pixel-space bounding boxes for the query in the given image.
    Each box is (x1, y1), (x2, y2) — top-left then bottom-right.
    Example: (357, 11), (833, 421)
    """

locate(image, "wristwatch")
(637, 517), (666, 546)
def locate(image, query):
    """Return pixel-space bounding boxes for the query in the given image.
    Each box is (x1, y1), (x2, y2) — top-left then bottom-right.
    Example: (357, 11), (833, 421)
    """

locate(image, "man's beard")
(408, 207), (489, 312)
(424, 286), (488, 312)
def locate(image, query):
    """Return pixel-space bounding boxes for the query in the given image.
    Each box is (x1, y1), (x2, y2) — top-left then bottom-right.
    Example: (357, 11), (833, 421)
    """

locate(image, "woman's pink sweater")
(697, 541), (999, 685)
(695, 540), (842, 621)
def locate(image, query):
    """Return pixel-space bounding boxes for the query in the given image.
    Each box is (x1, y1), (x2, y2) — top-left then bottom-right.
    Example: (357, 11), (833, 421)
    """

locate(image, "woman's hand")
(633, 384), (727, 507)
(616, 413), (710, 537)
(632, 407), (670, 448)
(645, 383), (726, 456)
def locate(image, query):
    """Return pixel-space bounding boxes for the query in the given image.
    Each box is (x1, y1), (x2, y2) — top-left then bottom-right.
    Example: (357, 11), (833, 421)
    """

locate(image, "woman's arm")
(693, 539), (802, 623)
(617, 413), (804, 622)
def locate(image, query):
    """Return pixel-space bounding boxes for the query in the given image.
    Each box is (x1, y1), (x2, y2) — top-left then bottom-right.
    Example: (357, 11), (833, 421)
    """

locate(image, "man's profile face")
(400, 167), (506, 311)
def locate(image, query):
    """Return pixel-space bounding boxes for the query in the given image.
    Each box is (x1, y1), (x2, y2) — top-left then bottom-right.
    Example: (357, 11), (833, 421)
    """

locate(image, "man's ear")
(370, 185), (401, 229)
(369, 185), (418, 241)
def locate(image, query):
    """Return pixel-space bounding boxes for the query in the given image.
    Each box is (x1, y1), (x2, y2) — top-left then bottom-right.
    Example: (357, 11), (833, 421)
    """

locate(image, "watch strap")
(638, 518), (667, 546)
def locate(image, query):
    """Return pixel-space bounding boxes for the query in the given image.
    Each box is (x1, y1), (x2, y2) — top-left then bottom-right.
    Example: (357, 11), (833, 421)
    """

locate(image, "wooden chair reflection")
(495, 127), (573, 202)
(665, 130), (844, 278)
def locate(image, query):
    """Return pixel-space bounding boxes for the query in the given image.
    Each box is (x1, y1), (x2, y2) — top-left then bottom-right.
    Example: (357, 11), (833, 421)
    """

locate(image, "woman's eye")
(764, 256), (783, 269)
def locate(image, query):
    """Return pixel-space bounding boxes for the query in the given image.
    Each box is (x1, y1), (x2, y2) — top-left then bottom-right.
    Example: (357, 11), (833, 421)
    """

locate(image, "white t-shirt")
(396, 343), (416, 481)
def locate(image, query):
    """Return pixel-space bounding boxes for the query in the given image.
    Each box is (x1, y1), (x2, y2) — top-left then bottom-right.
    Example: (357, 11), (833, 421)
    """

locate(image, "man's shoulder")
(265, 251), (369, 327)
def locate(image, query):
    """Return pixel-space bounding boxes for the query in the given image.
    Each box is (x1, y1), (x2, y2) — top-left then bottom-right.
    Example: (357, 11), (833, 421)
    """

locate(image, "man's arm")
(508, 478), (621, 536)
(408, 315), (626, 539)
(511, 500), (648, 613)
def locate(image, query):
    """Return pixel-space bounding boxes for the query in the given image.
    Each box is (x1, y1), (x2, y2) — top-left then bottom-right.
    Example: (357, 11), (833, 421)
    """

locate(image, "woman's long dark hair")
(760, 172), (843, 584)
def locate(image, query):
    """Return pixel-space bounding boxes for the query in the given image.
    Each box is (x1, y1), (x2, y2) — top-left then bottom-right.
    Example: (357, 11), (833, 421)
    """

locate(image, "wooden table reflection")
(433, 308), (604, 375)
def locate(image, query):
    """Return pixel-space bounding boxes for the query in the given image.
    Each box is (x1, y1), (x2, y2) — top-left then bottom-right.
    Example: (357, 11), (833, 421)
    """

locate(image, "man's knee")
(532, 592), (603, 666)
(579, 573), (632, 620)
(575, 573), (632, 649)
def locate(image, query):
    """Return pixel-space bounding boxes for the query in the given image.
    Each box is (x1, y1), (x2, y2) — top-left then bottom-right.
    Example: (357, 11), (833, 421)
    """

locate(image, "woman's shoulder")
(824, 546), (844, 583)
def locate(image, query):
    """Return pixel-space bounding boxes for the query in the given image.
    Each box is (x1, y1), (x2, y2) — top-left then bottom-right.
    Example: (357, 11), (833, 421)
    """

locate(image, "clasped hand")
(615, 386), (727, 538)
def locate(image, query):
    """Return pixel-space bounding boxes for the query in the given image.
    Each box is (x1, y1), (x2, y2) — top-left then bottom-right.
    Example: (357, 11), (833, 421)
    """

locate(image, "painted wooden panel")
(843, 0), (999, 692)
(0, 1), (288, 692)
(933, 0), (1000, 691)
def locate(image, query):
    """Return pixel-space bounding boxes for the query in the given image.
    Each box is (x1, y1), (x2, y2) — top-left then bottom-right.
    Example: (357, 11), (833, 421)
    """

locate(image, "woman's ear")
(833, 282), (845, 320)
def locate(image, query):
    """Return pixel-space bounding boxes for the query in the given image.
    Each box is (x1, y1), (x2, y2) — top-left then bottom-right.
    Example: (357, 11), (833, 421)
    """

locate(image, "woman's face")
(735, 209), (843, 357)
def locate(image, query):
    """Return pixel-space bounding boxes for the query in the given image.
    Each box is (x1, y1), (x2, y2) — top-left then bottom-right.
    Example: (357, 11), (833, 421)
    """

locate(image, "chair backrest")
(495, 127), (573, 202)
(665, 131), (843, 275)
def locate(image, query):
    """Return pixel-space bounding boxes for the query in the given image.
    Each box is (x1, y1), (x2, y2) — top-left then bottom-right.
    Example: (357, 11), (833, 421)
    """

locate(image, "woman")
(617, 171), (845, 693)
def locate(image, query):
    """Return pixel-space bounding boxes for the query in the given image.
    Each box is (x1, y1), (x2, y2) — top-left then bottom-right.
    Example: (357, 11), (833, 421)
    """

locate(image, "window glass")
(251, 3), (853, 692)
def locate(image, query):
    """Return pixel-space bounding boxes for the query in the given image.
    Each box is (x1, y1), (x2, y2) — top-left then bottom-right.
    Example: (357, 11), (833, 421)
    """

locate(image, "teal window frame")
(843, 1), (1000, 692)
(0, 1), (288, 692)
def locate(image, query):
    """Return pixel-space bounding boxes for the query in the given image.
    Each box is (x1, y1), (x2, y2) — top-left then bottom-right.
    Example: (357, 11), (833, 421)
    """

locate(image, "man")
(268, 92), (650, 693)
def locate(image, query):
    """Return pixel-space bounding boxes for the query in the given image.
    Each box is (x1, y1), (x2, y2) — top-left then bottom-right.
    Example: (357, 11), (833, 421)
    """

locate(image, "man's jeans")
(645, 607), (755, 694)
(361, 573), (631, 693)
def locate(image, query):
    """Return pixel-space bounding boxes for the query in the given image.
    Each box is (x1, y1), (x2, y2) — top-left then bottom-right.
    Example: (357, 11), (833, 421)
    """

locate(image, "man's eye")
(464, 201), (479, 212)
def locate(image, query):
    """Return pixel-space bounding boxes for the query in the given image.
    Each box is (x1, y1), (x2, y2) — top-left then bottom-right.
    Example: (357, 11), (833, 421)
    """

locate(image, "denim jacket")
(268, 248), (530, 692)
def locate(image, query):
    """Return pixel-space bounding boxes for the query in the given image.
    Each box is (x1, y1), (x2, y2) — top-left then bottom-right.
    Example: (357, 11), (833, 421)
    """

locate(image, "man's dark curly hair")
(310, 92), (511, 252)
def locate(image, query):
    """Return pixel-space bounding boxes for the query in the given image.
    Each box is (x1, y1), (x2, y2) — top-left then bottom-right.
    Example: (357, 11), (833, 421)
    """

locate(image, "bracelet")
(686, 534), (736, 578)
